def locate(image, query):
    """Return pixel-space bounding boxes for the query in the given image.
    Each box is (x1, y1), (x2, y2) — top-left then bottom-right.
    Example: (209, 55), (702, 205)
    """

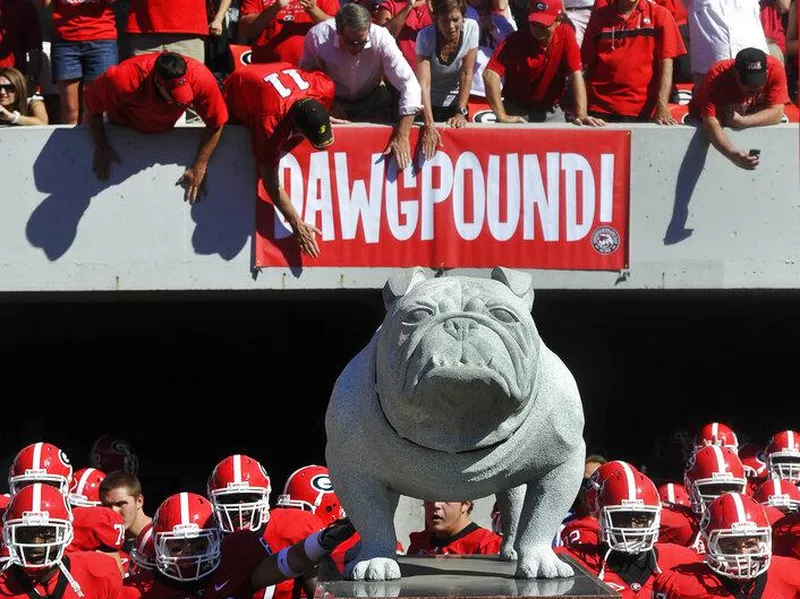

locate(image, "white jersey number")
(263, 69), (310, 98)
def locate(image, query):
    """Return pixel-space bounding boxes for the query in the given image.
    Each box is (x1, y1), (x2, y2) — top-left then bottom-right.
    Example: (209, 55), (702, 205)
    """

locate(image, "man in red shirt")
(407, 501), (501, 555)
(85, 52), (228, 203)
(483, 0), (604, 125)
(582, 0), (685, 123)
(224, 63), (336, 258)
(239, 0), (338, 66)
(125, 0), (210, 62)
(0, 0), (42, 80)
(376, 0), (432, 68)
(689, 47), (789, 170)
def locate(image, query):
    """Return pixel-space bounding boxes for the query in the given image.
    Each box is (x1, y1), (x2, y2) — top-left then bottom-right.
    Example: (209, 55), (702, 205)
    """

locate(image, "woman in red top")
(42, 0), (118, 124)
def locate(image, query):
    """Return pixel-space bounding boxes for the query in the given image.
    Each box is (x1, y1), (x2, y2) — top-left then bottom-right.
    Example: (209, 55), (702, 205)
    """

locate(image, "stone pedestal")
(316, 555), (619, 599)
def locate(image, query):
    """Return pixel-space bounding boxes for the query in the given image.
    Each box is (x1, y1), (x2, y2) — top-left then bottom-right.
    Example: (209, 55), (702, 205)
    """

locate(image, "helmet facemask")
(210, 489), (270, 534)
(703, 526), (771, 580)
(3, 519), (73, 570)
(599, 506), (660, 554)
(155, 526), (221, 581)
(688, 477), (747, 514)
(767, 454), (800, 484)
(9, 473), (70, 497)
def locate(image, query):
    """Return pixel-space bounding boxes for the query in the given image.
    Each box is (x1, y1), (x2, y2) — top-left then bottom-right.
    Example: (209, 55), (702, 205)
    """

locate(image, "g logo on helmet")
(311, 474), (333, 493)
(59, 450), (71, 466)
(535, 1), (547, 9)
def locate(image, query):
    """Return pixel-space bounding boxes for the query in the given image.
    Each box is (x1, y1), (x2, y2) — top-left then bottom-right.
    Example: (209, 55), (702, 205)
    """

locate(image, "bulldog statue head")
(376, 267), (540, 454)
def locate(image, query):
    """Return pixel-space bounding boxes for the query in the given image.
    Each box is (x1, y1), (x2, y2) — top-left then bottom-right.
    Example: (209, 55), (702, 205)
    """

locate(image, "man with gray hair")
(300, 2), (422, 170)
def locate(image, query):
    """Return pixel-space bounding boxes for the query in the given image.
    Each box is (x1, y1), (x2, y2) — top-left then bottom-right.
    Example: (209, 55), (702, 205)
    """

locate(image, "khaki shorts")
(128, 34), (206, 63)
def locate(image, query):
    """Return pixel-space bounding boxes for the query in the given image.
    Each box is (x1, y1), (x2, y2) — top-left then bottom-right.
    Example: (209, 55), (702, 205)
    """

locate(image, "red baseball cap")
(528, 0), (561, 25)
(161, 74), (194, 106)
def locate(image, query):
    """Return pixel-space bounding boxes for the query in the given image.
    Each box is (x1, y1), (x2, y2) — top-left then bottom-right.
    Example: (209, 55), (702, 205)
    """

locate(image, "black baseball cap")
(290, 99), (334, 149)
(735, 47), (768, 87)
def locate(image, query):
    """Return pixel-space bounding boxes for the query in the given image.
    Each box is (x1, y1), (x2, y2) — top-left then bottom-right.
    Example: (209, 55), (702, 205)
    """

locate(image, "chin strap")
(58, 562), (85, 598)
(597, 545), (613, 581)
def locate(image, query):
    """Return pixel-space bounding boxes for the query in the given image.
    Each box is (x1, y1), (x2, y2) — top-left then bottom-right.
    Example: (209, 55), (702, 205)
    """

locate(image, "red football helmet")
(276, 465), (344, 526)
(764, 430), (800, 484)
(130, 521), (156, 573)
(90, 434), (139, 475)
(752, 478), (800, 514)
(597, 464), (661, 554)
(585, 461), (639, 516)
(207, 454), (271, 534)
(68, 467), (106, 508)
(694, 423), (739, 453)
(2, 483), (74, 570)
(684, 446), (747, 514)
(8, 442), (73, 496)
(701, 493), (771, 580)
(153, 492), (221, 581)
(657, 482), (691, 508)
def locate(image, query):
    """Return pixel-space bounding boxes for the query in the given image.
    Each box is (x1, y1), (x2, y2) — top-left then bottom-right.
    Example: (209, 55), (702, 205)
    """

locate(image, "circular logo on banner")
(591, 226), (620, 255)
(240, 51), (253, 66)
(471, 110), (497, 124)
(311, 474), (333, 493)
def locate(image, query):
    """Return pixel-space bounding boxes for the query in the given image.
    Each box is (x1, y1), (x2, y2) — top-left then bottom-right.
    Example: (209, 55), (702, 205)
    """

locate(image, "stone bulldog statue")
(326, 267), (586, 581)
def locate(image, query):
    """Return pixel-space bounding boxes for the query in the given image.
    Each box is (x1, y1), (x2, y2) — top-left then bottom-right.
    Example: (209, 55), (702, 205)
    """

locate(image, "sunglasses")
(341, 36), (367, 47)
(0, 83), (15, 93)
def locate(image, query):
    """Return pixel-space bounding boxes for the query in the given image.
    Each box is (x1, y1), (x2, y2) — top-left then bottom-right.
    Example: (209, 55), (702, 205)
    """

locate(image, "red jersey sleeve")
(655, 5), (685, 60)
(206, 531), (272, 599)
(485, 38), (510, 77)
(70, 507), (126, 553)
(187, 59), (229, 128)
(70, 551), (124, 599)
(563, 25), (582, 73)
(765, 56), (790, 106)
(239, 0), (265, 19)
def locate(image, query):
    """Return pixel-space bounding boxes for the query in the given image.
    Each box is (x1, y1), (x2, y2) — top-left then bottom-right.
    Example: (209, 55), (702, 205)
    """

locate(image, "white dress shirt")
(684, 0), (768, 75)
(300, 20), (423, 116)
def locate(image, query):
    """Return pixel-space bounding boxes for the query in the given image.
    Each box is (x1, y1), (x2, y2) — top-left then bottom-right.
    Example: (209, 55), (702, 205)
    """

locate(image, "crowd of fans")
(0, 423), (797, 599)
(0, 0), (797, 253)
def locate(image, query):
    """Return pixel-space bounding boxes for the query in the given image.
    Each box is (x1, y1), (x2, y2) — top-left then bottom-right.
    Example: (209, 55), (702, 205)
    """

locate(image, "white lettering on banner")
(335, 152), (385, 243)
(452, 152), (485, 241)
(276, 151), (616, 243)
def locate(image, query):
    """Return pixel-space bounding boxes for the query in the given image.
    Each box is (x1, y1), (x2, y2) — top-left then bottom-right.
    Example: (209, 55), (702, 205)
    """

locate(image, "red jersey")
(223, 62), (335, 167)
(0, 0), (42, 69)
(559, 516), (600, 548)
(773, 512), (800, 560)
(126, 0), (208, 35)
(561, 542), (700, 599)
(240, 0), (338, 66)
(377, 0), (431, 68)
(582, 0), (685, 118)
(68, 506), (126, 554)
(486, 24), (581, 111)
(652, 556), (800, 599)
(253, 508), (324, 599)
(688, 55), (790, 121)
(406, 523), (501, 556)
(122, 531), (271, 599)
(52, 0), (116, 42)
(659, 504), (698, 548)
(85, 53), (228, 133)
(763, 505), (787, 527)
(0, 552), (122, 599)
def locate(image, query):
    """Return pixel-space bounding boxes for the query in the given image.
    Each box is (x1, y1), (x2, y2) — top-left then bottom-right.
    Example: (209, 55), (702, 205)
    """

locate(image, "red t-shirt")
(652, 556), (800, 599)
(85, 53), (228, 133)
(239, 0), (339, 66)
(582, 0), (685, 118)
(560, 542), (700, 599)
(688, 55), (790, 121)
(559, 516), (600, 548)
(0, 0), (42, 69)
(223, 62), (335, 167)
(377, 0), (432, 68)
(658, 504), (698, 548)
(773, 512), (800, 560)
(126, 0), (208, 36)
(486, 23), (581, 110)
(406, 523), (501, 555)
(52, 0), (117, 42)
(254, 508), (324, 599)
(653, 0), (686, 27)
(68, 506), (126, 553)
(760, 0), (786, 52)
(0, 552), (122, 599)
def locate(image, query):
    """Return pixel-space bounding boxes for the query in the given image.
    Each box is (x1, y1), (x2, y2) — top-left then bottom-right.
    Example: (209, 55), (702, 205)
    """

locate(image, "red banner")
(254, 126), (631, 270)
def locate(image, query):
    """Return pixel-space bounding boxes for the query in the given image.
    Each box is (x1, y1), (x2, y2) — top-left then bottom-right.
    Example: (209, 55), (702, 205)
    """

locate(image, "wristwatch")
(459, 106), (468, 116)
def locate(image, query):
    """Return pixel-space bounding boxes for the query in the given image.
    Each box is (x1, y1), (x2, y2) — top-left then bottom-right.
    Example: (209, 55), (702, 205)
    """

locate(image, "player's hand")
(0, 105), (14, 123)
(383, 130), (411, 170)
(318, 518), (357, 551)
(496, 114), (526, 124)
(209, 18), (224, 36)
(652, 104), (678, 126)
(293, 220), (322, 257)
(447, 112), (467, 128)
(572, 114), (606, 127)
(420, 124), (442, 160)
(177, 165), (207, 203)
(92, 143), (121, 181)
(727, 149), (759, 170)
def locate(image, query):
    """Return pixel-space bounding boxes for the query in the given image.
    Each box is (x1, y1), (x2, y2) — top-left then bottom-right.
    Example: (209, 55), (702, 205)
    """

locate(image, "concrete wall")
(0, 122), (797, 292)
